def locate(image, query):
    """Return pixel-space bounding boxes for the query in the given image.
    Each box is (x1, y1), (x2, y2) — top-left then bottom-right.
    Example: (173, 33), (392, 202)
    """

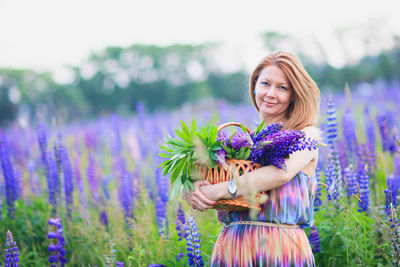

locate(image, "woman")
(183, 51), (321, 267)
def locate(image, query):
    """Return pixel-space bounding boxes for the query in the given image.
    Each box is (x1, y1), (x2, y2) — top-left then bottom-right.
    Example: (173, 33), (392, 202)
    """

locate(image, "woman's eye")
(261, 81), (269, 86)
(279, 86), (287, 90)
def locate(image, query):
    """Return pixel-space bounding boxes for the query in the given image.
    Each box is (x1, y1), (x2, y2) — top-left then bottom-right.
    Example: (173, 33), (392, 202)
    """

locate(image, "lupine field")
(0, 83), (400, 266)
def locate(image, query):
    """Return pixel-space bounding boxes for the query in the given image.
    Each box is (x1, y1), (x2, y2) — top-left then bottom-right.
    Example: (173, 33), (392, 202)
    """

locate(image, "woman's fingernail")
(213, 202), (218, 205)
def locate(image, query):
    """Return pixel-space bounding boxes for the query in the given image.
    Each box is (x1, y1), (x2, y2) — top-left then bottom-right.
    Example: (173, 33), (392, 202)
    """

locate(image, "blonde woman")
(183, 51), (321, 267)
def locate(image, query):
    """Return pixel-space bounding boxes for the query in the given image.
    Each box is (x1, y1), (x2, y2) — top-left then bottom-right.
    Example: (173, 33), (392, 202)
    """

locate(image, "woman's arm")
(200, 126), (321, 203)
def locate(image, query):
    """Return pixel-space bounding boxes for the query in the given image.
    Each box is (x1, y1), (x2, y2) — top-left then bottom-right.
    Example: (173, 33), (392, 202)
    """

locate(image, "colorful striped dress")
(210, 171), (317, 267)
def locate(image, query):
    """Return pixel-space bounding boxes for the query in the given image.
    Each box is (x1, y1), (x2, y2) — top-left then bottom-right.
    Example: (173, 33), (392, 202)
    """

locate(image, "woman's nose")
(267, 86), (276, 97)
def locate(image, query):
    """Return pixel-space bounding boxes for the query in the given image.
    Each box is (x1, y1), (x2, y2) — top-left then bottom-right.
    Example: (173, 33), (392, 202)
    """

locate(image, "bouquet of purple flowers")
(215, 122), (321, 171)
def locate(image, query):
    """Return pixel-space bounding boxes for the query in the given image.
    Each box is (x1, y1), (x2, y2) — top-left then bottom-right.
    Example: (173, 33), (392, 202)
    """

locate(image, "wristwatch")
(227, 179), (237, 199)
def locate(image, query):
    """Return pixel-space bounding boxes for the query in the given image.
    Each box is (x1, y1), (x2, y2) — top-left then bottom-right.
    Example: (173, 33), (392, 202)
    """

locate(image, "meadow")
(0, 84), (399, 266)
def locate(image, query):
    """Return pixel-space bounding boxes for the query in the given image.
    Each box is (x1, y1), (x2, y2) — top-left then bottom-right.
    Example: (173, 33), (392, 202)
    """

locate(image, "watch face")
(228, 180), (237, 194)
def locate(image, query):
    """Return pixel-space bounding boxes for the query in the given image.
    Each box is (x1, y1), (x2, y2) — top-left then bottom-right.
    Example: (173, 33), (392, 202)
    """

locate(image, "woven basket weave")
(194, 122), (265, 211)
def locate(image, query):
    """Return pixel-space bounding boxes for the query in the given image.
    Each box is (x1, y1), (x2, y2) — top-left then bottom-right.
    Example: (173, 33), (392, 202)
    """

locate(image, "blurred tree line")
(0, 30), (399, 126)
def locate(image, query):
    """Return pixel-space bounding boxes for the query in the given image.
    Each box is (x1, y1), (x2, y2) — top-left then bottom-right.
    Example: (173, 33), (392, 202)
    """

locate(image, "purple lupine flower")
(313, 167), (322, 211)
(155, 167), (168, 204)
(5, 230), (20, 267)
(184, 215), (204, 267)
(377, 112), (397, 154)
(251, 122), (283, 143)
(73, 157), (89, 223)
(214, 148), (227, 167)
(46, 151), (59, 211)
(87, 153), (101, 204)
(363, 106), (376, 147)
(337, 141), (348, 175)
(309, 225), (320, 253)
(176, 203), (186, 241)
(0, 131), (18, 218)
(177, 252), (184, 262)
(120, 169), (134, 219)
(155, 196), (167, 236)
(344, 165), (358, 197)
(325, 95), (344, 195)
(36, 123), (48, 175)
(99, 210), (109, 226)
(357, 143), (376, 173)
(326, 95), (338, 153)
(230, 132), (252, 150)
(60, 145), (74, 218)
(385, 153), (400, 216)
(48, 218), (67, 266)
(249, 129), (319, 170)
(116, 262), (125, 267)
(341, 108), (358, 158)
(357, 164), (370, 212)
(325, 159), (338, 201)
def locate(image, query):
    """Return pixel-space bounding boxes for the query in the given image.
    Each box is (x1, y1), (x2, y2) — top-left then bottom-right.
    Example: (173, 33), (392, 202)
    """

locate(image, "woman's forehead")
(259, 65), (289, 84)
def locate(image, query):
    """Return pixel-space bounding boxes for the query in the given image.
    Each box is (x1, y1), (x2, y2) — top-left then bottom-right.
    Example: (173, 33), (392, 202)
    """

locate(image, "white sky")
(0, 0), (399, 76)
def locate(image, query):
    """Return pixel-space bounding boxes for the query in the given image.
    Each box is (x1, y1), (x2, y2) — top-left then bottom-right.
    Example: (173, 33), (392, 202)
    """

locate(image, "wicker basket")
(194, 122), (265, 211)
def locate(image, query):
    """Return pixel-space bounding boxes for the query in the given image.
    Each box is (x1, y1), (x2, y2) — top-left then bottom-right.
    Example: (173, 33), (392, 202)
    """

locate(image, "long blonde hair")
(249, 51), (320, 130)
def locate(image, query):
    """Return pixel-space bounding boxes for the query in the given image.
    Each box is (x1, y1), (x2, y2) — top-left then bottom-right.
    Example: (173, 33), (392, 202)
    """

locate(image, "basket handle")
(217, 122), (251, 133)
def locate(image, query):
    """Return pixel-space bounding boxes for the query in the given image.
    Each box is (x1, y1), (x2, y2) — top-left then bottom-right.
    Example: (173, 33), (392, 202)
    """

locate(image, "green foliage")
(159, 119), (220, 196)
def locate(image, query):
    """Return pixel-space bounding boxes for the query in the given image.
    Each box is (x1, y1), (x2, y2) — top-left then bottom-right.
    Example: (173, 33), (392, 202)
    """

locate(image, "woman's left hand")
(199, 184), (221, 202)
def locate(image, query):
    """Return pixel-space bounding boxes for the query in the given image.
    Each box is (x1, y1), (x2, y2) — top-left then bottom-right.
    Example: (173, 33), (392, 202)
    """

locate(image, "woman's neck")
(260, 113), (288, 126)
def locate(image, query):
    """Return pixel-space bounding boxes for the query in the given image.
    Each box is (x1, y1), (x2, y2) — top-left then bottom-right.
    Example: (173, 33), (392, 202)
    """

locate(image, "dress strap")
(223, 221), (300, 229)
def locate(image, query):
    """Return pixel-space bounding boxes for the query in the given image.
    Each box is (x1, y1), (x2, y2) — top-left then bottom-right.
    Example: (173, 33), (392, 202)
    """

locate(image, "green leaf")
(255, 121), (265, 135)
(181, 120), (191, 137)
(240, 123), (247, 133)
(244, 149), (251, 160)
(209, 150), (217, 160)
(167, 137), (186, 147)
(170, 179), (182, 198)
(183, 182), (190, 193)
(188, 181), (195, 191)
(191, 118), (197, 134)
(175, 129), (191, 144)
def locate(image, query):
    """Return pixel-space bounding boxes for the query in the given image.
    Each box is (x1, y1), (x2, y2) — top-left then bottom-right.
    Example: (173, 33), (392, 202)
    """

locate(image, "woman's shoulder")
(300, 126), (321, 141)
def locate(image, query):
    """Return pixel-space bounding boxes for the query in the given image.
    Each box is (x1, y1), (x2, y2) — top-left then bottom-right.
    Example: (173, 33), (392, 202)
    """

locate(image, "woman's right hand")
(182, 180), (216, 211)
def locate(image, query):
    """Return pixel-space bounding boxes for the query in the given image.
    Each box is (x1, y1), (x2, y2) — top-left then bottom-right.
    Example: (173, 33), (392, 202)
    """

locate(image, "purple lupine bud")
(344, 165), (357, 197)
(0, 131), (17, 218)
(36, 123), (48, 175)
(341, 108), (358, 157)
(119, 167), (134, 219)
(87, 153), (101, 203)
(155, 196), (167, 236)
(100, 210), (109, 226)
(73, 157), (89, 223)
(5, 230), (20, 267)
(358, 143), (376, 173)
(47, 217), (67, 266)
(45, 151), (59, 211)
(184, 215), (204, 267)
(363, 106), (376, 147)
(314, 167), (322, 211)
(337, 141), (348, 175)
(385, 153), (400, 216)
(60, 145), (74, 218)
(116, 262), (125, 267)
(155, 167), (168, 204)
(177, 252), (184, 262)
(377, 112), (397, 154)
(357, 164), (370, 212)
(176, 203), (186, 241)
(309, 225), (320, 253)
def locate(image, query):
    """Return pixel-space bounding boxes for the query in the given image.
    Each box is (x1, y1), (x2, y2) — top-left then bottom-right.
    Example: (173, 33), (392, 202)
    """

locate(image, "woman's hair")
(249, 51), (320, 130)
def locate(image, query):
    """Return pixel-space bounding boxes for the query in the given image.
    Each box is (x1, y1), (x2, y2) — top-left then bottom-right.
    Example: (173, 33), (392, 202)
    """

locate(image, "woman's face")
(254, 65), (293, 123)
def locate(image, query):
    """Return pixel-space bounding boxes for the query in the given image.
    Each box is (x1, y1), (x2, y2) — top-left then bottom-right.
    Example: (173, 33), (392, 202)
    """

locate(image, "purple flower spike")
(309, 225), (320, 253)
(5, 230), (20, 267)
(176, 203), (186, 241)
(47, 217), (67, 266)
(357, 164), (370, 212)
(184, 215), (204, 267)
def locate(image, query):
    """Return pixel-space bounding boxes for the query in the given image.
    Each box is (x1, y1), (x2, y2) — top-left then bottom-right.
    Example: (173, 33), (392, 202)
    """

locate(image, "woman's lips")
(263, 101), (277, 107)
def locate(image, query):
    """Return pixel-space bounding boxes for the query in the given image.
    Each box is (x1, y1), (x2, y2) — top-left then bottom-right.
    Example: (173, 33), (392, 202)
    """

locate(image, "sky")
(0, 0), (399, 80)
